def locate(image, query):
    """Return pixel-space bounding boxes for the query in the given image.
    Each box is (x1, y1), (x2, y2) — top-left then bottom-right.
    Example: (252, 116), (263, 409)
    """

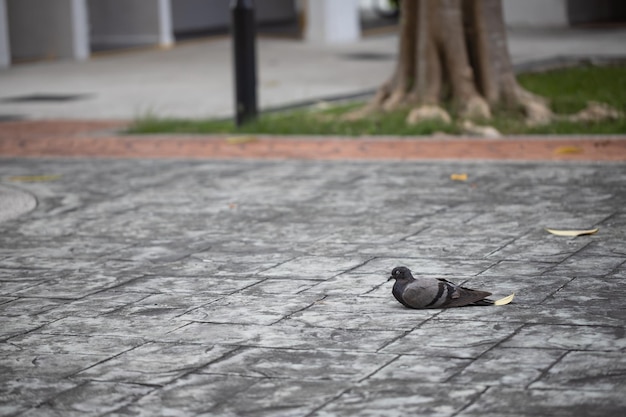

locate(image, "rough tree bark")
(350, 0), (552, 125)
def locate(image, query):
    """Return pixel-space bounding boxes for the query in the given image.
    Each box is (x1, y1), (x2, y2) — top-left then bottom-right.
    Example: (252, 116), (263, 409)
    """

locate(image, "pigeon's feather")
(401, 281), (445, 308)
(438, 285), (492, 308)
(389, 266), (499, 309)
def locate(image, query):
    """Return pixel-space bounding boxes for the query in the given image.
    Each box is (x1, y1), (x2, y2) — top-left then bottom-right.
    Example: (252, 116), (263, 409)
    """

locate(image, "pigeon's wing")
(401, 279), (446, 309)
(439, 285), (492, 308)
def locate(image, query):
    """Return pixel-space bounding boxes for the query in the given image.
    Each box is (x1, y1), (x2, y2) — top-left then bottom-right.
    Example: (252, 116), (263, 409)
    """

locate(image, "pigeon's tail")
(471, 298), (495, 306)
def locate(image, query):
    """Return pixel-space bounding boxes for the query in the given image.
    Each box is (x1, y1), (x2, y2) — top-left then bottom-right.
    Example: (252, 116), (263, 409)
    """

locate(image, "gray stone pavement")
(1, 157), (625, 416)
(0, 26), (625, 120)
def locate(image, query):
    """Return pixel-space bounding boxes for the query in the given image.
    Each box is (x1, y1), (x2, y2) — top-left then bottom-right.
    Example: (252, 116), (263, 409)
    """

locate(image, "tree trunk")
(354, 0), (551, 125)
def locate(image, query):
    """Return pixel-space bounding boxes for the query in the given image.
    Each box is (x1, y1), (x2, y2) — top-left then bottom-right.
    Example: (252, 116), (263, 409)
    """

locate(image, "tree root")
(407, 105), (452, 125)
(566, 101), (623, 123)
(459, 96), (492, 120)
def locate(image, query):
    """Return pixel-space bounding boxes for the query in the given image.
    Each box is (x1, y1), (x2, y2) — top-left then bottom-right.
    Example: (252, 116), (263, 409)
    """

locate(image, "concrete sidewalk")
(1, 156), (625, 416)
(0, 27), (625, 120)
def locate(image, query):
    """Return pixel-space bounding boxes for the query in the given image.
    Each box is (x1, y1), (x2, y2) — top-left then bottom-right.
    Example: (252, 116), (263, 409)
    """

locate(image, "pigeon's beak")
(387, 276), (394, 281)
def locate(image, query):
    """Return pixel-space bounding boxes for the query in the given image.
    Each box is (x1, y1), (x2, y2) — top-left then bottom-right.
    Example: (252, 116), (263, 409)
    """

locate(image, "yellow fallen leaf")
(545, 228), (598, 237)
(8, 174), (62, 182)
(494, 293), (515, 306)
(554, 146), (583, 155)
(450, 173), (468, 181)
(226, 136), (258, 145)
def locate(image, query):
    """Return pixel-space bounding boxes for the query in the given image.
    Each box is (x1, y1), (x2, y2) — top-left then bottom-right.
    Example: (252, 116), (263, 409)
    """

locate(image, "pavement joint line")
(442, 322), (528, 384)
(451, 385), (491, 417)
(356, 354), (401, 383)
(524, 349), (572, 390)
(269, 294), (327, 326)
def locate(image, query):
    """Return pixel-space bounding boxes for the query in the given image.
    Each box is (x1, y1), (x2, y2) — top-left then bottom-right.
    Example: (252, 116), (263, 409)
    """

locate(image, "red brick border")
(1, 120), (625, 161)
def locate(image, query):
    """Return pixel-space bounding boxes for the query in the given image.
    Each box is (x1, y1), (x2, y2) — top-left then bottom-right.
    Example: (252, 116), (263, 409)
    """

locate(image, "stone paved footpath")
(1, 123), (626, 416)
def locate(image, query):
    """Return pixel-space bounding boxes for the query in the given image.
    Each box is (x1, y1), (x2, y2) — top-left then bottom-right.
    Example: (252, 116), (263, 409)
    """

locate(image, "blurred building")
(1, 0), (625, 69)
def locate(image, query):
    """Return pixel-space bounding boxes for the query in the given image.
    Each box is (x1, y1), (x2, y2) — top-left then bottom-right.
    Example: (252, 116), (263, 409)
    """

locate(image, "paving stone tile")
(117, 275), (262, 294)
(530, 351), (626, 391)
(104, 243), (197, 264)
(257, 256), (370, 280)
(38, 315), (186, 339)
(449, 347), (565, 387)
(0, 280), (46, 295)
(11, 274), (127, 299)
(438, 304), (626, 327)
(459, 387), (626, 417)
(300, 241), (417, 258)
(115, 374), (260, 416)
(229, 221), (332, 245)
(584, 237), (626, 258)
(478, 260), (558, 277)
(401, 237), (516, 260)
(0, 296), (15, 305)
(502, 324), (626, 351)
(240, 278), (320, 295)
(179, 293), (322, 325)
(487, 231), (592, 262)
(549, 253), (626, 278)
(608, 261), (626, 278)
(0, 350), (111, 382)
(542, 276), (626, 308)
(0, 298), (67, 339)
(303, 272), (395, 296)
(311, 381), (484, 417)
(4, 333), (144, 356)
(0, 297), (67, 316)
(382, 319), (522, 358)
(0, 237), (132, 260)
(282, 296), (438, 331)
(412, 220), (521, 241)
(360, 280), (399, 299)
(369, 354), (472, 383)
(208, 378), (349, 417)
(0, 377), (78, 417)
(109, 292), (224, 320)
(454, 274), (572, 305)
(165, 322), (403, 352)
(352, 257), (496, 278)
(76, 343), (235, 386)
(43, 381), (154, 414)
(312, 223), (421, 244)
(203, 347), (394, 381)
(18, 405), (94, 417)
(192, 248), (298, 266)
(36, 291), (154, 320)
(0, 259), (144, 277)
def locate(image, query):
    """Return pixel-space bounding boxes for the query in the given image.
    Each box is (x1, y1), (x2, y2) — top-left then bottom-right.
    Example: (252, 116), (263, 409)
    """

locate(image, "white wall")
(255, 0), (297, 22)
(0, 0), (10, 67)
(88, 0), (172, 48)
(306, 0), (360, 43)
(503, 0), (569, 27)
(7, 0), (88, 61)
(171, 0), (229, 33)
(171, 0), (296, 34)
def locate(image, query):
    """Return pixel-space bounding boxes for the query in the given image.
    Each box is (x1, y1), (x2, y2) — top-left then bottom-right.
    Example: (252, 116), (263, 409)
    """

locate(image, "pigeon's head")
(388, 266), (413, 282)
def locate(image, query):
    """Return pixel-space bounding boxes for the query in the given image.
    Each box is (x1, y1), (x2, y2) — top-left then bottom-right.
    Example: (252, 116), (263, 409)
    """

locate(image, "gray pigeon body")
(388, 266), (495, 309)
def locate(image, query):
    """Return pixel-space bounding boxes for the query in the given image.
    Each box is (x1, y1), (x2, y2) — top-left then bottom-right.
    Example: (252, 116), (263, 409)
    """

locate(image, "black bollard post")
(231, 0), (258, 126)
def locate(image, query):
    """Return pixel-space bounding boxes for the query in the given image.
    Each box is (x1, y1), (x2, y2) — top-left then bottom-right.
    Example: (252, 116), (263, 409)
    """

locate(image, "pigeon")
(388, 266), (514, 309)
